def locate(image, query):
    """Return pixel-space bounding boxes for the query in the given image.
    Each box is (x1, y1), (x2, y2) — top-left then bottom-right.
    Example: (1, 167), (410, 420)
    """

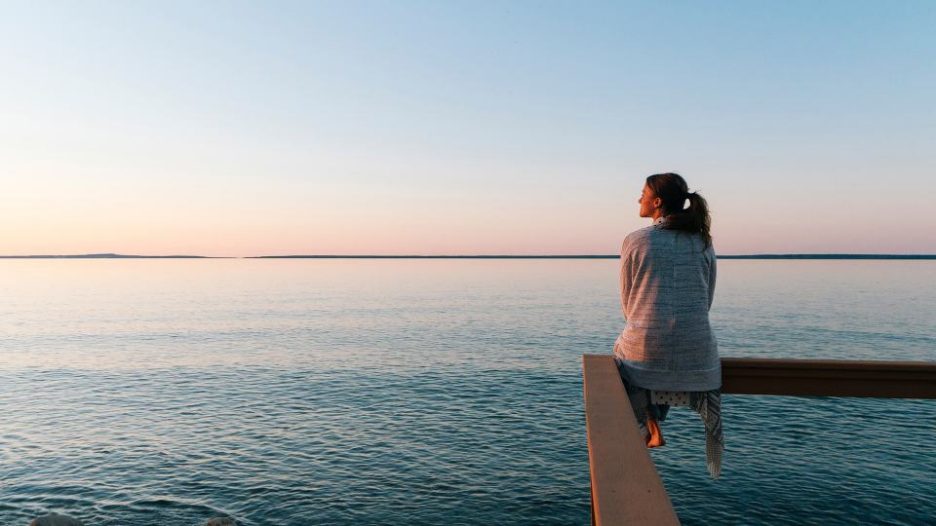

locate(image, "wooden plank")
(582, 355), (935, 524)
(582, 355), (680, 526)
(721, 358), (936, 398)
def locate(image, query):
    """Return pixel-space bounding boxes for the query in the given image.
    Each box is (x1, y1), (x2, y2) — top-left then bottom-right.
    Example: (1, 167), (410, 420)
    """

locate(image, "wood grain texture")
(720, 357), (936, 398)
(583, 355), (680, 526)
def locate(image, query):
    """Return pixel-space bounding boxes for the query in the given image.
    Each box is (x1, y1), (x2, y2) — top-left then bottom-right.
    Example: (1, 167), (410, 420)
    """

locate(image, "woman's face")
(638, 183), (661, 218)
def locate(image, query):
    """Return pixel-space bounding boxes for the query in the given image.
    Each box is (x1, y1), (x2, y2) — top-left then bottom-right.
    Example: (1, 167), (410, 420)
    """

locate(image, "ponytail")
(645, 173), (713, 248)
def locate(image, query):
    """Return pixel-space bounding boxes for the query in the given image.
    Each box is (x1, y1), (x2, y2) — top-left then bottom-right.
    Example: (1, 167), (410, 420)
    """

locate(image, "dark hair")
(646, 172), (712, 248)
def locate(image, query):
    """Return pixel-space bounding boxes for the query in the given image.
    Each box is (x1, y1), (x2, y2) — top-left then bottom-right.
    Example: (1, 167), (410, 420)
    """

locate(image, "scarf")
(615, 357), (724, 478)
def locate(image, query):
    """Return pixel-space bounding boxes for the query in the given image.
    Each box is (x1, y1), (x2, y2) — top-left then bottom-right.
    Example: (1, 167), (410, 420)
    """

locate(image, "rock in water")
(205, 517), (238, 526)
(29, 514), (82, 526)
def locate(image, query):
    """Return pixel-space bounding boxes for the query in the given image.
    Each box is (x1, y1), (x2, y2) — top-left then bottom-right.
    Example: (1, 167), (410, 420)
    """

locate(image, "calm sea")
(1, 259), (933, 525)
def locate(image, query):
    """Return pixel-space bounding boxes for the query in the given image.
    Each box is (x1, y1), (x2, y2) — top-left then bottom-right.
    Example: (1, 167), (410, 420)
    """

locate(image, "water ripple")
(1, 260), (934, 524)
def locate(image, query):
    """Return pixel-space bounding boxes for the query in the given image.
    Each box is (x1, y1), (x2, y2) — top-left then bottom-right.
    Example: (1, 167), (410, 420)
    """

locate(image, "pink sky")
(2, 2), (934, 256)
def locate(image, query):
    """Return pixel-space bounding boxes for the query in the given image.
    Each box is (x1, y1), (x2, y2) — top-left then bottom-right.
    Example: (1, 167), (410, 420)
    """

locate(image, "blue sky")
(2, 1), (934, 255)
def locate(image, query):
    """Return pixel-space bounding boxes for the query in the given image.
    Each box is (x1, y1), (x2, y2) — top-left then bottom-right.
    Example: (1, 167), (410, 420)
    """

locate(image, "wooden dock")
(582, 355), (936, 525)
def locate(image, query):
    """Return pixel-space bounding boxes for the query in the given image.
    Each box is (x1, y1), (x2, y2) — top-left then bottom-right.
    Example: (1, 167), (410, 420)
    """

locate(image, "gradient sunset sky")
(2, 1), (934, 256)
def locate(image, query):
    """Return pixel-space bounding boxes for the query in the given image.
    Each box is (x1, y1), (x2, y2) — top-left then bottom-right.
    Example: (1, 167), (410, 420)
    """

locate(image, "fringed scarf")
(615, 358), (724, 478)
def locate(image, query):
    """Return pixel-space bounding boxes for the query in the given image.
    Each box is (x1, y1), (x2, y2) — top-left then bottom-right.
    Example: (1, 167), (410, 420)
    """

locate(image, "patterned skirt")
(613, 357), (724, 478)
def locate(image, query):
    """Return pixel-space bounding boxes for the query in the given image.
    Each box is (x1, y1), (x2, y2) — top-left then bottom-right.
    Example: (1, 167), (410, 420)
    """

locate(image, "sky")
(1, 0), (934, 256)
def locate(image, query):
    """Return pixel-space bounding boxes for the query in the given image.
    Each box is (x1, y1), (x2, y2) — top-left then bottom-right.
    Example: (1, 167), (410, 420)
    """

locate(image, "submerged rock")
(205, 517), (238, 526)
(29, 514), (82, 526)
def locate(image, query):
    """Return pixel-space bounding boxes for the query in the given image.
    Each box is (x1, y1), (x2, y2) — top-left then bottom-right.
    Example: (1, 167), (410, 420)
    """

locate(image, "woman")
(613, 172), (722, 478)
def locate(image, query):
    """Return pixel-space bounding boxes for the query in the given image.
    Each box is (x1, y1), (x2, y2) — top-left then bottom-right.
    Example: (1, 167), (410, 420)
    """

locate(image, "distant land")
(254, 254), (936, 259)
(1, 253), (934, 260)
(0, 253), (214, 259)
(717, 254), (936, 260)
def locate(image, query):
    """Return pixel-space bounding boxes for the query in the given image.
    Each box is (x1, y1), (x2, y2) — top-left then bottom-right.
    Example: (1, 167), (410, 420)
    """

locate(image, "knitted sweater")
(613, 220), (720, 391)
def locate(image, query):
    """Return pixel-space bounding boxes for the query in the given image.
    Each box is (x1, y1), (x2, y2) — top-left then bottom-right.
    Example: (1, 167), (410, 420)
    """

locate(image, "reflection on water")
(1, 259), (934, 524)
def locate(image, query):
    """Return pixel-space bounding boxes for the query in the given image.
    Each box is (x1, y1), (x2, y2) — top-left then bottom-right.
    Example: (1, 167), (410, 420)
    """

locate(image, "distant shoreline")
(254, 254), (936, 260)
(717, 254), (936, 260)
(0, 253), (216, 259)
(1, 254), (934, 260)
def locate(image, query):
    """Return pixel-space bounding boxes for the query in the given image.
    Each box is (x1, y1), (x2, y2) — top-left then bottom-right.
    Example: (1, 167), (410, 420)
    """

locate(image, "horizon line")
(1, 253), (935, 260)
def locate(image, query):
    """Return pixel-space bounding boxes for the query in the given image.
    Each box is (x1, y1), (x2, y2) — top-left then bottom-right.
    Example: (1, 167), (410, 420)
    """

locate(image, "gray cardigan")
(613, 221), (720, 391)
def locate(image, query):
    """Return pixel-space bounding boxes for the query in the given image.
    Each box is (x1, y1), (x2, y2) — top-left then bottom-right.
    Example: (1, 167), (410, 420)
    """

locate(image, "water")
(1, 259), (933, 525)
